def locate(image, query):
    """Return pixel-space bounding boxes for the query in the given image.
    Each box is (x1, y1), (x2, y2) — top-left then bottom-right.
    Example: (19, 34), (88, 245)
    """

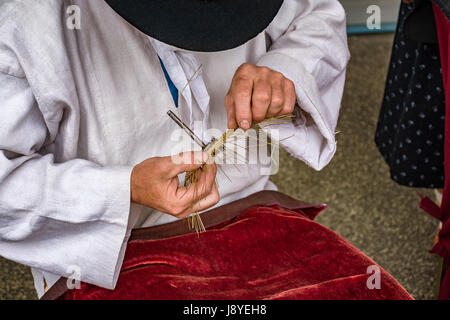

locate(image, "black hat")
(104, 0), (284, 52)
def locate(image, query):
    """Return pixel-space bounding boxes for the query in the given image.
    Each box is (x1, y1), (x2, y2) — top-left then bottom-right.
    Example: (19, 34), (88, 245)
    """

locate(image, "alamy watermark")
(367, 5), (381, 30)
(169, 123), (281, 176)
(66, 5), (81, 30)
(366, 265), (381, 290)
(66, 265), (81, 290)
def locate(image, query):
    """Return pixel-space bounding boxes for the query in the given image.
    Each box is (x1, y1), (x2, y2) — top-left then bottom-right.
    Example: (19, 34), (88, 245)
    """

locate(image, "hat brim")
(104, 0), (283, 52)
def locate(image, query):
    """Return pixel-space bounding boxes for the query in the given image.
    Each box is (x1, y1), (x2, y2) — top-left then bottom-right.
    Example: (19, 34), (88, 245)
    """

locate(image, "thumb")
(168, 151), (208, 176)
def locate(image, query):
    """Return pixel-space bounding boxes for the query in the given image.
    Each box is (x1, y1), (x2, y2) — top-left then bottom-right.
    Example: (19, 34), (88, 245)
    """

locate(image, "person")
(375, 0), (446, 197)
(376, 0), (450, 300)
(0, 0), (349, 297)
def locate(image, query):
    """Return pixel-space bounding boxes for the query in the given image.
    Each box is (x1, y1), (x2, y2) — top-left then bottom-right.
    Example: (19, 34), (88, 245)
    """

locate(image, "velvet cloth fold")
(59, 205), (412, 300)
(420, 4), (450, 300)
(421, 4), (450, 300)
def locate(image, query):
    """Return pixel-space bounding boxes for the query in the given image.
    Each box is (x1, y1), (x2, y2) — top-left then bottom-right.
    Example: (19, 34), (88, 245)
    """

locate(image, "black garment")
(104, 0), (283, 52)
(404, 0), (438, 43)
(375, 2), (446, 188)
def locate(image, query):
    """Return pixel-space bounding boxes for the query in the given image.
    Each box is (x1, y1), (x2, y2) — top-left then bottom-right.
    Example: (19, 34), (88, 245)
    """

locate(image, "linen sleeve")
(258, 0), (350, 170)
(0, 70), (134, 291)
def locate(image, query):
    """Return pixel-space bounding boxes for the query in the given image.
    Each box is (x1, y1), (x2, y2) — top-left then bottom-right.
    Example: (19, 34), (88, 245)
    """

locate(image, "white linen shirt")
(0, 0), (350, 297)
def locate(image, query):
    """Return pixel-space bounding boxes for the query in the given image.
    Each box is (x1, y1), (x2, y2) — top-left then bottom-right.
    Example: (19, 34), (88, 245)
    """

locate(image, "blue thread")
(159, 57), (179, 107)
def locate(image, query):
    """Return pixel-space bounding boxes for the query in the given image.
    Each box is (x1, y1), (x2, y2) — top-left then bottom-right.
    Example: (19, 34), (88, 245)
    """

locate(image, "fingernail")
(240, 120), (250, 130)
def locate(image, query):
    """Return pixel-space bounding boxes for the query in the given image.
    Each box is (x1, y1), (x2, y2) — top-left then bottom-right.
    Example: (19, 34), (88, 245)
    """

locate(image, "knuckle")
(273, 71), (284, 80)
(235, 75), (250, 86)
(254, 91), (271, 104)
(285, 78), (295, 91)
(283, 103), (295, 114)
(235, 85), (252, 98)
(168, 204), (184, 216)
(238, 62), (253, 73)
(271, 94), (284, 107)
(259, 66), (271, 74)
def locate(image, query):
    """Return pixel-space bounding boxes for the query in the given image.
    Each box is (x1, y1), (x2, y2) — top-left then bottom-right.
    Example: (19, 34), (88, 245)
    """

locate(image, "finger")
(177, 183), (220, 218)
(225, 94), (238, 129)
(251, 79), (272, 123)
(193, 183), (220, 212)
(267, 78), (284, 118)
(192, 163), (217, 202)
(232, 76), (253, 130)
(169, 151), (208, 176)
(281, 79), (296, 115)
(175, 163), (216, 209)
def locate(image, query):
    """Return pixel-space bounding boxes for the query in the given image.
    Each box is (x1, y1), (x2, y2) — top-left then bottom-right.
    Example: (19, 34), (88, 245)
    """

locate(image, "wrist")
(130, 166), (141, 205)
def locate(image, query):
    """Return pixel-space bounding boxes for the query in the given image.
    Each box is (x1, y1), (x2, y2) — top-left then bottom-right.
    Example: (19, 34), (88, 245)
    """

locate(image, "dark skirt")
(375, 2), (446, 189)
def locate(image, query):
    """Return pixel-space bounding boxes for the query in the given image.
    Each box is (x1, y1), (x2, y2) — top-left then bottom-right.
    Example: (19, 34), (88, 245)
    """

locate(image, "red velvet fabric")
(60, 205), (412, 300)
(429, 4), (450, 300)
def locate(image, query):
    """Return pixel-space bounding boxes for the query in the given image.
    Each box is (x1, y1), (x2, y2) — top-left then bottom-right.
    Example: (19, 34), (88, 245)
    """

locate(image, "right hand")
(130, 152), (219, 218)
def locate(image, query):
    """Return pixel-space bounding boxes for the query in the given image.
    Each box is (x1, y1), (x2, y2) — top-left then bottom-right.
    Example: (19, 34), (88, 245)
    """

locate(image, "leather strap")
(130, 190), (314, 241)
(41, 191), (319, 300)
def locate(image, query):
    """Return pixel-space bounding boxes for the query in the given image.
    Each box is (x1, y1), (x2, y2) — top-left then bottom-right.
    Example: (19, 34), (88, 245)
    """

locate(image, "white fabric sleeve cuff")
(257, 52), (338, 170)
(67, 164), (134, 290)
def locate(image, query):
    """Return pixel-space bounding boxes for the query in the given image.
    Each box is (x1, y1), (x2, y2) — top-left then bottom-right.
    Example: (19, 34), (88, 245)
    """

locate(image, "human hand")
(131, 152), (219, 218)
(225, 63), (296, 130)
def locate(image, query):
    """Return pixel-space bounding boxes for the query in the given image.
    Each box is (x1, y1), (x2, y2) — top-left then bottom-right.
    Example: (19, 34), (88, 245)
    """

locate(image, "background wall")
(340, 0), (401, 33)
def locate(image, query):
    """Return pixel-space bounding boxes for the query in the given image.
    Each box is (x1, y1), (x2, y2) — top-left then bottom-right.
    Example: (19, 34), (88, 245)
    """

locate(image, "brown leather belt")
(41, 191), (314, 300)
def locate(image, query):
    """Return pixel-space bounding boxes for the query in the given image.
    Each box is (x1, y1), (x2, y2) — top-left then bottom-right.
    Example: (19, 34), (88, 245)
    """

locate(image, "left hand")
(225, 63), (296, 130)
